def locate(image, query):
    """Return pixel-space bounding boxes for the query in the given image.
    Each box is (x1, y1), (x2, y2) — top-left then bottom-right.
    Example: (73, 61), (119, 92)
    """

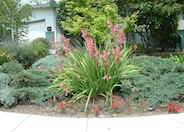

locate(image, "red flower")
(174, 106), (182, 113)
(58, 102), (65, 108)
(83, 99), (87, 104)
(93, 107), (100, 114)
(50, 99), (54, 103)
(141, 101), (145, 105)
(65, 100), (70, 103)
(112, 100), (121, 108)
(168, 103), (182, 113)
(168, 103), (174, 111)
(112, 95), (118, 99)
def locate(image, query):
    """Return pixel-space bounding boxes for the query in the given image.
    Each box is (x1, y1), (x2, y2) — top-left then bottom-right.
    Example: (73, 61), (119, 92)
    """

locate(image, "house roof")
(31, 2), (58, 8)
(29, 19), (45, 23)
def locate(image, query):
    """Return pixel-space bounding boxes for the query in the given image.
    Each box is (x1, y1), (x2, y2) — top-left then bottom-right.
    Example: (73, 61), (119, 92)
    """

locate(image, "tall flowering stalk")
(51, 21), (138, 113)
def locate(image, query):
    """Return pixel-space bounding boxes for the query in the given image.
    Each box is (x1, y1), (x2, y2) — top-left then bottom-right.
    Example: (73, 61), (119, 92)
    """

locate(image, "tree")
(117, 0), (184, 51)
(0, 0), (32, 43)
(56, 0), (123, 46)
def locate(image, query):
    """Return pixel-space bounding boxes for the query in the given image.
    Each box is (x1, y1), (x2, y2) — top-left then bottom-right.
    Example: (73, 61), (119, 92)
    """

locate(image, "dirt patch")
(0, 97), (183, 118)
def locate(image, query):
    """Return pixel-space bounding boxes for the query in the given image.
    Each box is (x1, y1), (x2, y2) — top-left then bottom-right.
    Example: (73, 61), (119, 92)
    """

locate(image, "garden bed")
(0, 97), (183, 118)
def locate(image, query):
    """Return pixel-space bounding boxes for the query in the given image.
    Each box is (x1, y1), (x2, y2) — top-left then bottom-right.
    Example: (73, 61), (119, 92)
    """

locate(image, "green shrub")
(32, 55), (66, 71)
(0, 86), (16, 108)
(12, 68), (51, 88)
(170, 54), (184, 63)
(31, 37), (49, 47)
(120, 56), (184, 109)
(30, 38), (49, 59)
(2, 61), (24, 75)
(3, 43), (48, 68)
(0, 73), (10, 87)
(13, 87), (66, 106)
(0, 46), (12, 65)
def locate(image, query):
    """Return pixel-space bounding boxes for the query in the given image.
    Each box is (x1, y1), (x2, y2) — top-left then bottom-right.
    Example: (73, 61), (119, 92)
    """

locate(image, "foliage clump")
(57, 0), (123, 45)
(32, 55), (66, 71)
(12, 68), (51, 88)
(116, 0), (184, 50)
(3, 43), (49, 68)
(50, 23), (138, 112)
(120, 56), (184, 109)
(2, 61), (24, 75)
(0, 73), (10, 87)
(0, 86), (16, 108)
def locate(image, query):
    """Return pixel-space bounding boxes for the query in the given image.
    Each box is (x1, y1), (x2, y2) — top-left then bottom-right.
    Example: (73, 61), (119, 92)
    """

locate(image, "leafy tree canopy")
(56, 0), (124, 45)
(117, 0), (184, 51)
(0, 0), (32, 42)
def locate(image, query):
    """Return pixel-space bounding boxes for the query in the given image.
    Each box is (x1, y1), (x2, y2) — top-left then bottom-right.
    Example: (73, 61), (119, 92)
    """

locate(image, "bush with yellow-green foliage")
(0, 47), (12, 65)
(57, 0), (123, 46)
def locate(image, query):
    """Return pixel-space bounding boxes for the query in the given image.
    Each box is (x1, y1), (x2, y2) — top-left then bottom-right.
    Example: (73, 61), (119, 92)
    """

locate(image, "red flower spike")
(112, 95), (119, 99)
(141, 102), (145, 105)
(168, 103), (174, 111)
(50, 99), (54, 103)
(93, 107), (100, 114)
(112, 100), (121, 108)
(58, 102), (65, 108)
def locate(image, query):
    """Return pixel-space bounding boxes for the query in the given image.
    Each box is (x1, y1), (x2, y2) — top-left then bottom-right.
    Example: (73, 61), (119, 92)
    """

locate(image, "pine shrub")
(32, 55), (66, 71)
(12, 68), (51, 88)
(0, 73), (10, 87)
(0, 86), (16, 108)
(120, 56), (184, 109)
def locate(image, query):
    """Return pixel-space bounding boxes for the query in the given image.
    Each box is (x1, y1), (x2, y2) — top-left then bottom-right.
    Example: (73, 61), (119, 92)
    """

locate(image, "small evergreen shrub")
(32, 55), (66, 71)
(2, 61), (24, 75)
(0, 73), (10, 87)
(12, 68), (51, 88)
(13, 87), (66, 106)
(30, 38), (49, 59)
(4, 43), (48, 68)
(120, 56), (184, 109)
(0, 86), (16, 108)
(31, 37), (49, 48)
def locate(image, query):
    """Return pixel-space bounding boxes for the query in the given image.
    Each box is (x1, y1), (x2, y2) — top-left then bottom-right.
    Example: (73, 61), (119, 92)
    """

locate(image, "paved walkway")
(0, 111), (184, 132)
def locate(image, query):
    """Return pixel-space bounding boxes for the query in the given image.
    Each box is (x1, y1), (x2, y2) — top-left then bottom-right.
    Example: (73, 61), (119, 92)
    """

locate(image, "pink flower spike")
(107, 20), (113, 28)
(113, 24), (119, 33)
(103, 75), (111, 81)
(86, 38), (95, 56)
(38, 65), (45, 70)
(82, 29), (88, 39)
(60, 82), (67, 87)
(56, 52), (61, 58)
(74, 62), (77, 68)
(77, 74), (81, 79)
(114, 45), (121, 61)
(58, 34), (63, 39)
(50, 67), (56, 74)
(120, 29), (126, 38)
(62, 38), (70, 56)
(64, 89), (70, 96)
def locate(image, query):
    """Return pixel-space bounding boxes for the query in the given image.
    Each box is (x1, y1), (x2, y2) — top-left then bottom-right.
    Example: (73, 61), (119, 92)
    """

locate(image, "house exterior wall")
(26, 6), (58, 42)
(178, 20), (184, 30)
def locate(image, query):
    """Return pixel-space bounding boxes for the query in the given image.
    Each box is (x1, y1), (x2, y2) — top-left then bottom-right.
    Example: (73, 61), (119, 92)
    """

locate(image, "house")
(26, 0), (61, 46)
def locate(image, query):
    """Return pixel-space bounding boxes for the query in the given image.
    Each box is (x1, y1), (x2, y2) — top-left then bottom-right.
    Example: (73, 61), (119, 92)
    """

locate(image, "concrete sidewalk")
(0, 111), (184, 132)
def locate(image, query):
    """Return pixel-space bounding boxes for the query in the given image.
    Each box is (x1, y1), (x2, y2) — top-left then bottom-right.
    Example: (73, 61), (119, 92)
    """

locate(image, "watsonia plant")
(50, 22), (138, 112)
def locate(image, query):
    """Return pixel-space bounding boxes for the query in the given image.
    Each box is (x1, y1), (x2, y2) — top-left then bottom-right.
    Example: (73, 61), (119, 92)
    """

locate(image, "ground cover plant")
(120, 56), (184, 110)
